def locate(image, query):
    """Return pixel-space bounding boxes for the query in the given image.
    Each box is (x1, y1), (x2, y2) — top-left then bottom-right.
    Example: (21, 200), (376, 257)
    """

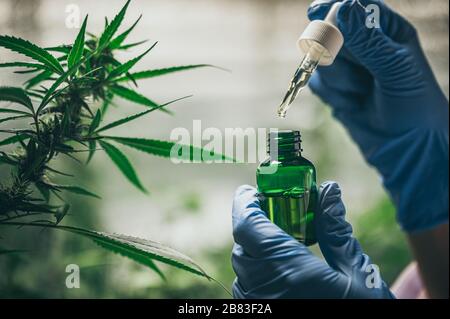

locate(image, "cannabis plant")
(0, 0), (219, 283)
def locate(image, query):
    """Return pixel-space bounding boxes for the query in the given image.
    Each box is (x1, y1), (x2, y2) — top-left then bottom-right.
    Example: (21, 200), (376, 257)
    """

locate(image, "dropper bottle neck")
(268, 130), (303, 161)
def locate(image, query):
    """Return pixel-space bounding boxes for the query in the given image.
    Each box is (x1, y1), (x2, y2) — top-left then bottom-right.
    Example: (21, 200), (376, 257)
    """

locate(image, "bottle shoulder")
(258, 155), (316, 169)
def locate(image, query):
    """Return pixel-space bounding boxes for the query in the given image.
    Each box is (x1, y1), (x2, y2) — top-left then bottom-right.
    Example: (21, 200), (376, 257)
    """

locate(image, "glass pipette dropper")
(277, 2), (344, 118)
(277, 47), (325, 118)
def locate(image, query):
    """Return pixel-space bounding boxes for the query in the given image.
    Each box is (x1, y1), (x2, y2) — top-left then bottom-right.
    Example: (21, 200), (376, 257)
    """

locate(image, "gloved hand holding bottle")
(232, 182), (394, 299)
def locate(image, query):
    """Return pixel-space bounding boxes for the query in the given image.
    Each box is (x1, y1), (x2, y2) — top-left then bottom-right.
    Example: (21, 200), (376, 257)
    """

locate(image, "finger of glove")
(337, 1), (422, 91)
(232, 243), (350, 299)
(308, 0), (416, 44)
(309, 0), (422, 92)
(315, 181), (368, 276)
(310, 54), (373, 103)
(308, 71), (368, 118)
(232, 185), (305, 258)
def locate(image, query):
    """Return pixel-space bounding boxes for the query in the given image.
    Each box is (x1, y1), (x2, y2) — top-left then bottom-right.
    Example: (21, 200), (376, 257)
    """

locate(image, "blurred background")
(0, 0), (448, 298)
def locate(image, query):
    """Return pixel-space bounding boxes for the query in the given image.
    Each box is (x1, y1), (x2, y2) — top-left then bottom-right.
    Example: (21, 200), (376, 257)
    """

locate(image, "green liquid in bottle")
(256, 130), (318, 246)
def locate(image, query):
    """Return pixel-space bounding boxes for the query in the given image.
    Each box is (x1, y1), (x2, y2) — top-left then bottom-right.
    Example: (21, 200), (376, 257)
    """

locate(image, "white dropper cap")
(297, 2), (344, 66)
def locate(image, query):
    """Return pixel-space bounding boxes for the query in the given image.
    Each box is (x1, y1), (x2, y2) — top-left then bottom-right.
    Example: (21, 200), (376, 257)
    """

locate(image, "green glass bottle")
(256, 130), (318, 246)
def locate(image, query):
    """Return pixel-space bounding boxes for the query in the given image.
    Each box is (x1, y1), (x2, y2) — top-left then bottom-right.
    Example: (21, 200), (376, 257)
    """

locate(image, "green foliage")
(109, 84), (159, 109)
(0, 87), (34, 112)
(0, 0), (226, 283)
(98, 0), (130, 48)
(116, 64), (213, 82)
(67, 16), (88, 69)
(99, 140), (147, 193)
(51, 184), (101, 199)
(355, 198), (413, 284)
(107, 43), (157, 80)
(0, 62), (49, 71)
(0, 35), (64, 74)
(103, 136), (228, 162)
(109, 15), (142, 50)
(1, 222), (211, 281)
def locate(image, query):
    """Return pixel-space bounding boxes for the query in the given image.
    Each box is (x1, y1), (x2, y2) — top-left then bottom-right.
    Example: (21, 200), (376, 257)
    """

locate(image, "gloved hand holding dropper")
(231, 0), (449, 299)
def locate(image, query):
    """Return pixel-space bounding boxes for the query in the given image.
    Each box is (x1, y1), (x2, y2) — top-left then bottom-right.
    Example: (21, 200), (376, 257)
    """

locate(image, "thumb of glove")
(315, 181), (368, 277)
(315, 181), (395, 298)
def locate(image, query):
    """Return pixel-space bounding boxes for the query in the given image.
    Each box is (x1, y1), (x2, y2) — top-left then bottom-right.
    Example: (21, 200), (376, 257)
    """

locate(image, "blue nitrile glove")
(307, 0), (449, 233)
(231, 182), (395, 299)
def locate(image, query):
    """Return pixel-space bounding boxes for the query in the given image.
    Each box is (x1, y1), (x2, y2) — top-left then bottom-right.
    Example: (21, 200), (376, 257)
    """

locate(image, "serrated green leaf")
(44, 166), (73, 177)
(89, 109), (102, 134)
(95, 109), (153, 133)
(53, 184), (101, 199)
(68, 15), (88, 69)
(0, 114), (29, 124)
(0, 87), (34, 112)
(107, 43), (157, 80)
(72, 228), (209, 279)
(92, 235), (165, 281)
(0, 134), (30, 146)
(86, 140), (96, 164)
(100, 91), (114, 115)
(25, 70), (53, 89)
(116, 64), (212, 82)
(0, 222), (211, 280)
(109, 15), (142, 50)
(109, 84), (158, 108)
(45, 45), (72, 54)
(0, 62), (49, 71)
(0, 108), (31, 116)
(14, 68), (42, 75)
(117, 40), (148, 50)
(104, 137), (179, 158)
(0, 35), (64, 74)
(95, 95), (188, 133)
(98, 0), (131, 49)
(104, 136), (230, 162)
(99, 140), (146, 193)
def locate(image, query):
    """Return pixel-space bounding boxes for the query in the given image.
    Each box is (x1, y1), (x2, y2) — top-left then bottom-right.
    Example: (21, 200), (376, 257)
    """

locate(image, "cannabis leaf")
(103, 136), (228, 162)
(116, 64), (212, 82)
(67, 15), (88, 68)
(0, 62), (48, 71)
(0, 115), (30, 124)
(109, 85), (159, 109)
(52, 184), (101, 199)
(95, 96), (188, 133)
(99, 140), (147, 193)
(25, 70), (53, 89)
(0, 134), (30, 146)
(107, 42), (157, 80)
(89, 110), (102, 134)
(0, 35), (64, 74)
(109, 15), (142, 50)
(0, 87), (34, 112)
(98, 0), (131, 48)
(0, 222), (211, 280)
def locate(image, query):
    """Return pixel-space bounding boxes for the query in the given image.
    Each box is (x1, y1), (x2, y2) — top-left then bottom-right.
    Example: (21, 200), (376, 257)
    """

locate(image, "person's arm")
(307, 0), (449, 298)
(392, 262), (427, 299)
(408, 224), (449, 298)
